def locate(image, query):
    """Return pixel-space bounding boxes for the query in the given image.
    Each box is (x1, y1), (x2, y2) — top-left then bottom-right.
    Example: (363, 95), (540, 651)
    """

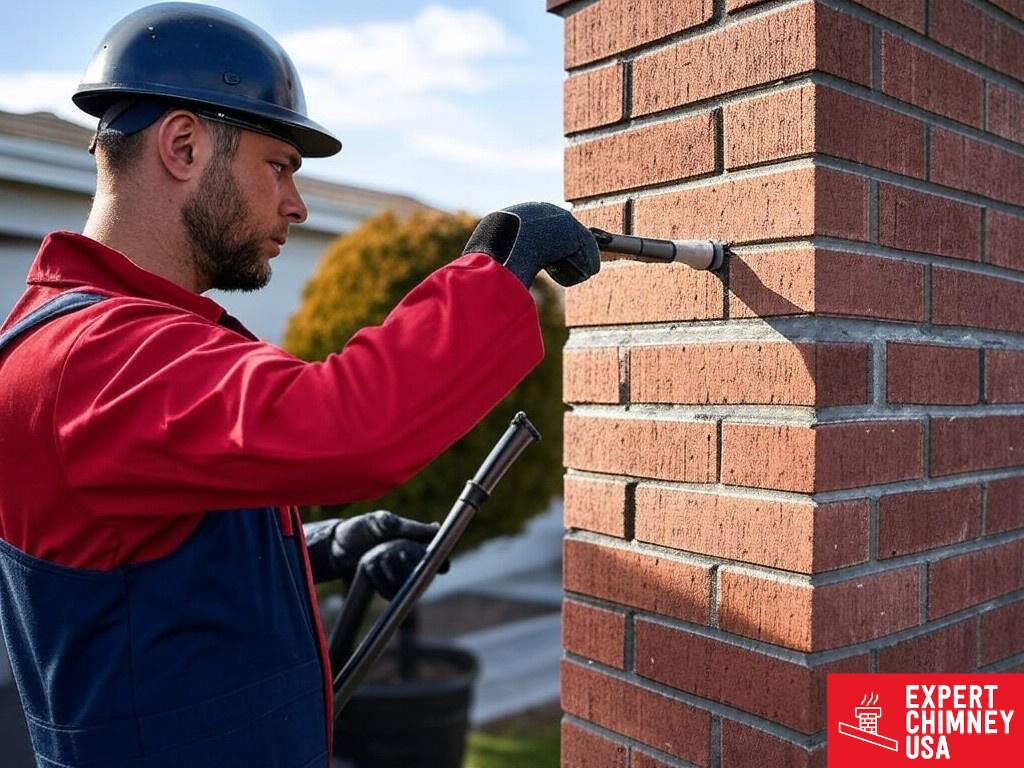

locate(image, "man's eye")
(270, 162), (285, 174)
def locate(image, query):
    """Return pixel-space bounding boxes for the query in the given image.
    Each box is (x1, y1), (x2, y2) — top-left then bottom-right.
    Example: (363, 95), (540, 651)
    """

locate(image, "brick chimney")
(550, 1), (1024, 765)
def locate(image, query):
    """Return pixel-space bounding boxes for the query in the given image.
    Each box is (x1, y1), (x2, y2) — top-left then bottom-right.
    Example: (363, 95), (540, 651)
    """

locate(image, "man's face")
(181, 128), (307, 292)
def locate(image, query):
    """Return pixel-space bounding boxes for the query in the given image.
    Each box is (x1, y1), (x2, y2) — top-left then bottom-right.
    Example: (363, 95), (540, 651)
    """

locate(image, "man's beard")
(181, 156), (274, 293)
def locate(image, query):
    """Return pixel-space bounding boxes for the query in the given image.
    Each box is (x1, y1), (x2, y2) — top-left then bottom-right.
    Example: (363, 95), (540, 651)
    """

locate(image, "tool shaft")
(590, 228), (727, 272)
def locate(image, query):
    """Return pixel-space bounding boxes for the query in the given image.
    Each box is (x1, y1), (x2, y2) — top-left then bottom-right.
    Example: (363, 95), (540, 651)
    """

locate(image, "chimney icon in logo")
(838, 693), (899, 751)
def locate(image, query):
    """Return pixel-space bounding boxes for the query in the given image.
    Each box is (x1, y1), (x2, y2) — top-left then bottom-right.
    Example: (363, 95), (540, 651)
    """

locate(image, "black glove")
(463, 201), (601, 288)
(361, 539), (450, 599)
(303, 510), (439, 584)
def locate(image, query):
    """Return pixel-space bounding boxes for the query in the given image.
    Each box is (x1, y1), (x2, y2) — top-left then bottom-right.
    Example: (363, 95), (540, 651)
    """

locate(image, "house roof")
(0, 109), (428, 219)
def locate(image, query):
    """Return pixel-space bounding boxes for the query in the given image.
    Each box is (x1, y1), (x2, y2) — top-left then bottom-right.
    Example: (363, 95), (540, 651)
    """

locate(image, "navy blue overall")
(0, 292), (329, 768)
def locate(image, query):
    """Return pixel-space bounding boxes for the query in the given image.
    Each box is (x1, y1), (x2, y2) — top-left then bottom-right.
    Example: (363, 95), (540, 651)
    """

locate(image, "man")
(0, 4), (599, 768)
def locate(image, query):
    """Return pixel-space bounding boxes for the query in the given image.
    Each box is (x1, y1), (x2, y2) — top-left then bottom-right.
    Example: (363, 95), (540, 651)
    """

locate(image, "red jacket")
(0, 231), (543, 569)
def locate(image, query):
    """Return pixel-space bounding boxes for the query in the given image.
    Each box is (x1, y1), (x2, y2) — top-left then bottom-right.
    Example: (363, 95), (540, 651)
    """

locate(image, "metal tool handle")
(590, 228), (729, 272)
(331, 411), (541, 715)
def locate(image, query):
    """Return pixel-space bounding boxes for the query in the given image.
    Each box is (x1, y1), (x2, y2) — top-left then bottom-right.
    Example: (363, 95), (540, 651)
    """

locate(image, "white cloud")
(409, 132), (562, 173)
(0, 71), (92, 126)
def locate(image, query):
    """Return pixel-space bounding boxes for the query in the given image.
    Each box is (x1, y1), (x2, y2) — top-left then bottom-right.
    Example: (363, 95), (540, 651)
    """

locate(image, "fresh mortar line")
(812, 466), (1024, 503)
(561, 714), (706, 768)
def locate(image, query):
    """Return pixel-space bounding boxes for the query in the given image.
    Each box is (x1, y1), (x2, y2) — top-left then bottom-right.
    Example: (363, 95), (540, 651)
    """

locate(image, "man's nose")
(283, 180), (308, 224)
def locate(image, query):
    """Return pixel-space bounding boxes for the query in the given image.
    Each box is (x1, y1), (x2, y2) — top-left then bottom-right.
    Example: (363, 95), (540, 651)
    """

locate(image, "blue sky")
(0, 1), (566, 214)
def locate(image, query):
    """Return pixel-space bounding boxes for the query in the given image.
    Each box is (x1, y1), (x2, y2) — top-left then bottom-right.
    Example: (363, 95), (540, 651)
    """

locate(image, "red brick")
(719, 567), (920, 651)
(986, 349), (1024, 404)
(987, 84), (1024, 145)
(632, 167), (868, 245)
(564, 475), (629, 537)
(877, 620), (978, 672)
(986, 211), (1024, 272)
(564, 262), (723, 327)
(722, 721), (827, 768)
(564, 348), (620, 404)
(886, 343), (980, 404)
(633, 3), (869, 116)
(932, 268), (1024, 334)
(563, 599), (626, 668)
(878, 485), (981, 559)
(985, 477), (1024, 535)
(991, 0), (1024, 19)
(635, 619), (868, 733)
(721, 421), (923, 493)
(724, 86), (925, 178)
(565, 0), (714, 69)
(561, 721), (628, 768)
(930, 415), (1024, 476)
(931, 128), (1024, 207)
(563, 538), (712, 623)
(851, 0), (924, 31)
(881, 35), (983, 127)
(729, 249), (925, 322)
(565, 114), (716, 199)
(980, 599), (1024, 666)
(564, 64), (624, 135)
(725, 0), (769, 10)
(635, 486), (868, 573)
(633, 753), (676, 768)
(630, 342), (868, 407)
(572, 202), (627, 234)
(878, 185), (982, 261)
(930, 0), (1024, 81)
(928, 539), (1024, 619)
(564, 413), (717, 483)
(561, 660), (711, 765)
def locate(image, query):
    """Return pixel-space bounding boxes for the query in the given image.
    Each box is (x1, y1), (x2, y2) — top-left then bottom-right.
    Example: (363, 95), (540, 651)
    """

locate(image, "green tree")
(284, 209), (565, 554)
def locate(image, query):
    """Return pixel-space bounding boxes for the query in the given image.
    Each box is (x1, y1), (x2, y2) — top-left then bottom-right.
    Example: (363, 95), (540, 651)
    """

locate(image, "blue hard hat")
(74, 3), (341, 157)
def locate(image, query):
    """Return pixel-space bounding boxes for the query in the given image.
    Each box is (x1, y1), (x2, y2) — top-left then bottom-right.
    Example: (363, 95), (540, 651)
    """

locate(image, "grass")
(463, 705), (561, 768)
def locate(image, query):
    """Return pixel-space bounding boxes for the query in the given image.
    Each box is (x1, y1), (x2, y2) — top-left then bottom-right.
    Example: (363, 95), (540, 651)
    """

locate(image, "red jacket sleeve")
(54, 253), (544, 517)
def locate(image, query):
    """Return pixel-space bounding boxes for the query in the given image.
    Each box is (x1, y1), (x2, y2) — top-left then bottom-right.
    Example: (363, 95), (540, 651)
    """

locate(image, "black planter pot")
(332, 642), (479, 768)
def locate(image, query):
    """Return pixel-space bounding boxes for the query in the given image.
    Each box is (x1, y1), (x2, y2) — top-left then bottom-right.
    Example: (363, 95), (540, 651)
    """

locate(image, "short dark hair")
(93, 113), (241, 175)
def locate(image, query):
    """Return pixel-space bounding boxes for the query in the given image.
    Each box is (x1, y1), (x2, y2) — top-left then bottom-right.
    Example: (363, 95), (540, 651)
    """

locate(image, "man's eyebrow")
(288, 152), (302, 173)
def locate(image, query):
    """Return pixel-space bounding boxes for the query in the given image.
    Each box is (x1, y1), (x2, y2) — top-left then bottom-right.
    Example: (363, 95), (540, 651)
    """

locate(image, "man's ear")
(155, 110), (208, 181)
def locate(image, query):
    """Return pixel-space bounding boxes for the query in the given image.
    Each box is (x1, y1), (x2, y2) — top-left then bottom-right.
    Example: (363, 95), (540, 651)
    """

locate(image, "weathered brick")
(561, 660), (711, 765)
(564, 262), (723, 327)
(886, 343), (980, 404)
(636, 620), (867, 733)
(564, 347), (620, 404)
(932, 268), (1024, 334)
(633, 3), (869, 116)
(725, 85), (925, 178)
(729, 249), (925, 322)
(986, 83), (1024, 145)
(878, 485), (981, 558)
(721, 421), (923, 493)
(986, 476), (1024, 535)
(572, 202), (627, 234)
(564, 64), (624, 135)
(564, 413), (717, 483)
(562, 721), (628, 768)
(563, 599), (626, 668)
(635, 486), (867, 573)
(565, 114), (716, 199)
(851, 0), (925, 31)
(881, 34), (983, 127)
(980, 599), (1024, 666)
(931, 415), (1024, 476)
(986, 211), (1024, 272)
(632, 167), (868, 245)
(721, 721), (827, 768)
(564, 475), (629, 538)
(986, 349), (1024, 404)
(877, 620), (977, 672)
(878, 185), (982, 261)
(629, 342), (868, 407)
(931, 128), (1024, 207)
(930, 0), (1024, 81)
(991, 0), (1024, 20)
(632, 753), (677, 768)
(563, 538), (712, 623)
(928, 539), (1024, 619)
(719, 567), (920, 651)
(565, 0), (714, 69)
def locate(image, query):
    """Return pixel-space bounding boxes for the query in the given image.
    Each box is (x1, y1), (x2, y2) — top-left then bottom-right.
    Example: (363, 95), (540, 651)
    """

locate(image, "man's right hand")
(462, 202), (601, 288)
